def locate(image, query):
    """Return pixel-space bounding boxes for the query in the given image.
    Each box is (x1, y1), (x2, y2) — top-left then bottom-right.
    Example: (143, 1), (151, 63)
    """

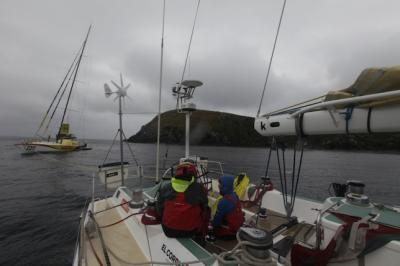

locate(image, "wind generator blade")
(111, 80), (121, 90)
(120, 73), (124, 87)
(114, 95), (119, 102)
(104, 83), (112, 98)
(123, 84), (131, 91)
(126, 95), (133, 102)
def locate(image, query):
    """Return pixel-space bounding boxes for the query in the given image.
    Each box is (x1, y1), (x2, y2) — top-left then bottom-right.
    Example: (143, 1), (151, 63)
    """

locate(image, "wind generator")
(98, 74), (142, 196)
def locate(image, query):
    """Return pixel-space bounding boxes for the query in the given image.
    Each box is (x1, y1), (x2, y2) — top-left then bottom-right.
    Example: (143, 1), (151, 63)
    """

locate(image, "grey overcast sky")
(1, 0), (400, 139)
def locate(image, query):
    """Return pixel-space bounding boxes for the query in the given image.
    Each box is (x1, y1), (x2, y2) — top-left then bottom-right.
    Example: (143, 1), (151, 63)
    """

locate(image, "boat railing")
(315, 201), (341, 249)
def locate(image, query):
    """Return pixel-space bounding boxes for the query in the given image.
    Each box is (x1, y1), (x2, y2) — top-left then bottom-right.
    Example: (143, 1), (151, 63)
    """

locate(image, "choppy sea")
(1, 136), (399, 265)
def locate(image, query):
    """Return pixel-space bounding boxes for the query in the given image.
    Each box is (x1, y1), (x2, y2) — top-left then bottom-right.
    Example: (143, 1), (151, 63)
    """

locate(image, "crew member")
(233, 172), (250, 200)
(210, 175), (244, 239)
(157, 162), (209, 238)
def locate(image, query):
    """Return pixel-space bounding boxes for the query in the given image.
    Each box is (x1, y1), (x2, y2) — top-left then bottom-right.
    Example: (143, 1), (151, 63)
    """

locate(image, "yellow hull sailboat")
(16, 26), (92, 153)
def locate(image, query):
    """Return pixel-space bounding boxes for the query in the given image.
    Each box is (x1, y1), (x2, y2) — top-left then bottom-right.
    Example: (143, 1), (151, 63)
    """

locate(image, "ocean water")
(1, 136), (399, 265)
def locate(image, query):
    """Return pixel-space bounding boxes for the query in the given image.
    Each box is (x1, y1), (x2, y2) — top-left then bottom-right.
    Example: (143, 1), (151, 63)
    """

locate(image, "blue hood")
(219, 175), (234, 195)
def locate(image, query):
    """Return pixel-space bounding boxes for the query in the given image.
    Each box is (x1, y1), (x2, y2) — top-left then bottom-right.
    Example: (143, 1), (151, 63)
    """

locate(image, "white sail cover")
(255, 66), (400, 137)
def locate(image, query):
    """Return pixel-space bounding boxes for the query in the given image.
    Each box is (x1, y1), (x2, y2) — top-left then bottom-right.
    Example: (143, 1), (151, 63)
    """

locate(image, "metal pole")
(119, 94), (124, 186)
(91, 173), (95, 213)
(156, 0), (166, 183)
(185, 112), (190, 158)
(58, 25), (92, 140)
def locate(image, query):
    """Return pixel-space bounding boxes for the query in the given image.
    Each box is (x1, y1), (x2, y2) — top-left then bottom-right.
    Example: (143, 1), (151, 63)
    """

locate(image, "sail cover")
(255, 66), (400, 136)
(325, 66), (400, 107)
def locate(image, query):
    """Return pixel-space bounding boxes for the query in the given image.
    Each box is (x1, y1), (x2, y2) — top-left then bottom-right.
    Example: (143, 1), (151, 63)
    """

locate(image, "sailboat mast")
(35, 47), (82, 138)
(155, 0), (166, 183)
(58, 25), (92, 139)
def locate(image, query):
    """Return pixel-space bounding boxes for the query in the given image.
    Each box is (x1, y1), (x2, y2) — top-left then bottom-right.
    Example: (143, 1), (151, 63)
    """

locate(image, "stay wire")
(122, 130), (140, 167)
(292, 139), (304, 208)
(35, 45), (83, 137)
(276, 141), (286, 207)
(180, 0), (201, 84)
(43, 56), (80, 135)
(264, 138), (274, 179)
(282, 144), (288, 206)
(102, 130), (120, 166)
(256, 0), (288, 117)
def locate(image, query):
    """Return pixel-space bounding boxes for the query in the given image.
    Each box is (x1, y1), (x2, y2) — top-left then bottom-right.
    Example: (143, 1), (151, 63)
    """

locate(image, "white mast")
(172, 80), (203, 159)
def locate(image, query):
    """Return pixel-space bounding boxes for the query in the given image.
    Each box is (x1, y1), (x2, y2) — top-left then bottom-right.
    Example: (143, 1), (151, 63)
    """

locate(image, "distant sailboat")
(16, 26), (92, 153)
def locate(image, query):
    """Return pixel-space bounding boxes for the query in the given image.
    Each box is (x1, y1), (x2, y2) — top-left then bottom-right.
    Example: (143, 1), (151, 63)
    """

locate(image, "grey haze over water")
(1, 137), (399, 264)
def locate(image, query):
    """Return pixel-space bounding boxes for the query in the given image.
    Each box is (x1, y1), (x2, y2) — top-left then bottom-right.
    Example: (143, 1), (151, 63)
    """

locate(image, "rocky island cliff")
(128, 109), (400, 150)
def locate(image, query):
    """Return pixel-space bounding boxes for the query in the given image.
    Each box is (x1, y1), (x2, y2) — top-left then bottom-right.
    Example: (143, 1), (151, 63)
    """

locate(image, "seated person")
(156, 162), (209, 238)
(210, 175), (245, 239)
(233, 172), (250, 200)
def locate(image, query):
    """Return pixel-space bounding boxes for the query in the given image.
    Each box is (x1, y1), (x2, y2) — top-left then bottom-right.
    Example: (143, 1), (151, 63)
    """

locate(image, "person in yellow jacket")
(233, 173), (250, 200)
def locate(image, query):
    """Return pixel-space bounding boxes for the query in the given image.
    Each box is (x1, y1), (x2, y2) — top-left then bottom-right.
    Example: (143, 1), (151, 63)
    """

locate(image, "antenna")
(172, 80), (203, 158)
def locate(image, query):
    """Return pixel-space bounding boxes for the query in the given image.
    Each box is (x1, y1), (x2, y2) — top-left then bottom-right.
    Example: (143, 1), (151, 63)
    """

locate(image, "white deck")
(78, 198), (148, 266)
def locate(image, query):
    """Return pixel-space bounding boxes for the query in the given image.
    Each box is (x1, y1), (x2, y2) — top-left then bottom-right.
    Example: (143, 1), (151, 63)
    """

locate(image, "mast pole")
(156, 0), (166, 183)
(35, 47), (82, 138)
(119, 74), (125, 186)
(58, 25), (92, 140)
(185, 112), (190, 158)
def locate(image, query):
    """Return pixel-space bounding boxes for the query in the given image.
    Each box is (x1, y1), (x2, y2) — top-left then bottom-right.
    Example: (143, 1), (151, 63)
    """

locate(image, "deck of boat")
(81, 198), (148, 266)
(200, 205), (316, 257)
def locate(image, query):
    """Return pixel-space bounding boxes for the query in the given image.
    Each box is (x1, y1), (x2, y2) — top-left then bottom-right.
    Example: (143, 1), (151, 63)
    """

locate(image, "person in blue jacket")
(210, 175), (244, 239)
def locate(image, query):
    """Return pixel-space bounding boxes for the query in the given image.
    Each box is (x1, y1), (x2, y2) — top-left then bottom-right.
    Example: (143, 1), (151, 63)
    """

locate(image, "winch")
(238, 227), (273, 261)
(345, 180), (370, 205)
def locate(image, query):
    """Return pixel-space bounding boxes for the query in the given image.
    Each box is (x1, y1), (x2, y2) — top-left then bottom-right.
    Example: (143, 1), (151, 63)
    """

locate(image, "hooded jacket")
(212, 175), (241, 228)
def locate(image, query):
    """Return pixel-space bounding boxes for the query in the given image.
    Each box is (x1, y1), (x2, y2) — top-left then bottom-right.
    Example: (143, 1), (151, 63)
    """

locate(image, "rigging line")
(122, 130), (140, 167)
(256, 0), (288, 117)
(282, 144), (288, 206)
(291, 139), (297, 202)
(180, 0), (201, 84)
(102, 130), (120, 166)
(35, 45), (83, 137)
(264, 138), (274, 178)
(42, 56), (81, 136)
(98, 211), (142, 228)
(156, 0), (166, 183)
(292, 139), (304, 208)
(276, 140), (287, 207)
(58, 25), (92, 139)
(43, 61), (76, 137)
(266, 94), (326, 116)
(88, 211), (112, 266)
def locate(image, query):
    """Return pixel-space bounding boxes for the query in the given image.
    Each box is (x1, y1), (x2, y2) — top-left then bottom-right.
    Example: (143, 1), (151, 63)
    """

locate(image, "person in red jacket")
(156, 162), (209, 238)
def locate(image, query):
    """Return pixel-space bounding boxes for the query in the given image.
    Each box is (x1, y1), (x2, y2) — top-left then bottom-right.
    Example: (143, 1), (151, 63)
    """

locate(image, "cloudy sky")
(1, 0), (400, 139)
